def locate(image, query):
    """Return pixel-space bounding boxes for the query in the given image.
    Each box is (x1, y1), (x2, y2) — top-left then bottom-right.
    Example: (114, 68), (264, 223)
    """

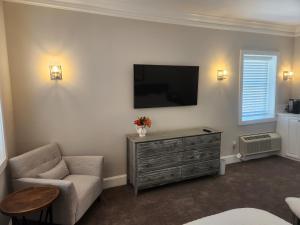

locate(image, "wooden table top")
(0, 186), (60, 216)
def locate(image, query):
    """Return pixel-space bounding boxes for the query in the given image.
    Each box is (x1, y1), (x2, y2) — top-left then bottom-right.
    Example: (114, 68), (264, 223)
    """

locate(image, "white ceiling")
(5, 0), (300, 36)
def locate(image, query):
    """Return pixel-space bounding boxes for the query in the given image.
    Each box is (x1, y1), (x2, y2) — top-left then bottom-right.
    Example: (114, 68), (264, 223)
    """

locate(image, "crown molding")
(4, 0), (300, 37)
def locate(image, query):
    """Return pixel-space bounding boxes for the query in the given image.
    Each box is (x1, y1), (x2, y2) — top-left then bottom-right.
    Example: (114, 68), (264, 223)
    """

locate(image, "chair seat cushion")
(184, 208), (291, 225)
(64, 175), (101, 221)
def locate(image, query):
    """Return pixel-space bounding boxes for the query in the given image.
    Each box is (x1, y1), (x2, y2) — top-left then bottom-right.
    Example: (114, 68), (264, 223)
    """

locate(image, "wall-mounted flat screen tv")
(134, 64), (199, 108)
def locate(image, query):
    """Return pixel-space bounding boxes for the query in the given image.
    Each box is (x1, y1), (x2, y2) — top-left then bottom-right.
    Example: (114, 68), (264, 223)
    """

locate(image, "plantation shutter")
(240, 53), (277, 124)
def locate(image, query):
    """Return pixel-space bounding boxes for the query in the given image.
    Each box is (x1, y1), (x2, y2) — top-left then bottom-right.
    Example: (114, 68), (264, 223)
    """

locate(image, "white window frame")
(0, 100), (7, 174)
(239, 50), (279, 125)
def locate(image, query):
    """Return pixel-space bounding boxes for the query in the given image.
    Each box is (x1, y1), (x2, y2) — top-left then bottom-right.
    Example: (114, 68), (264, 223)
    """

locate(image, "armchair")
(9, 143), (104, 225)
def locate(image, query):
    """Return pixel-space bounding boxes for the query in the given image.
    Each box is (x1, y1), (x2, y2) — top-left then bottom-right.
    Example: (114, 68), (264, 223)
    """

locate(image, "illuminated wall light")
(217, 69), (228, 81)
(283, 71), (294, 81)
(49, 65), (63, 80)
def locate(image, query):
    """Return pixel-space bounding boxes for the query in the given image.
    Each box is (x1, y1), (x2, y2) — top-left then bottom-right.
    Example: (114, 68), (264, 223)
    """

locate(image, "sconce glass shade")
(49, 65), (63, 80)
(217, 70), (228, 80)
(283, 71), (293, 81)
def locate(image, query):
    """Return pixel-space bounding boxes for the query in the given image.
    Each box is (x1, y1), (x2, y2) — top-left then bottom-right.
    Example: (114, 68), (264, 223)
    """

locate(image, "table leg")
(49, 205), (53, 225)
(39, 209), (44, 225)
(43, 205), (53, 225)
(22, 216), (27, 225)
(12, 217), (19, 225)
(44, 207), (49, 224)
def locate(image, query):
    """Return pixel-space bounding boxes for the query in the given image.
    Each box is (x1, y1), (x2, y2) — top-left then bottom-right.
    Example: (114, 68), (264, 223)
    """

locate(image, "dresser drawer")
(138, 167), (181, 189)
(182, 149), (220, 163)
(136, 138), (183, 158)
(181, 160), (219, 179)
(137, 153), (182, 173)
(184, 134), (221, 146)
(184, 143), (220, 152)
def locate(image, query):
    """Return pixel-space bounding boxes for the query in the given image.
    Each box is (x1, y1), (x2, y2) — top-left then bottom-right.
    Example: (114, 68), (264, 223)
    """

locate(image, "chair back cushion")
(9, 143), (62, 179)
(38, 159), (69, 179)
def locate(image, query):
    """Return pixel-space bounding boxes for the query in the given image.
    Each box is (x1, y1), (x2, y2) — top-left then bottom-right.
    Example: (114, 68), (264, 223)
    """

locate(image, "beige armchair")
(9, 143), (104, 225)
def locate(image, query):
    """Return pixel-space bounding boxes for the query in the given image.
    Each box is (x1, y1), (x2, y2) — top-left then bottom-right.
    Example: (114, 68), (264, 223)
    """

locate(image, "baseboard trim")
(103, 174), (127, 189)
(278, 153), (300, 162)
(221, 154), (241, 165)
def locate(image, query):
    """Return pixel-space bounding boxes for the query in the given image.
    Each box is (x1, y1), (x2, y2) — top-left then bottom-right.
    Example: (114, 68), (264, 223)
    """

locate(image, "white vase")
(136, 126), (147, 137)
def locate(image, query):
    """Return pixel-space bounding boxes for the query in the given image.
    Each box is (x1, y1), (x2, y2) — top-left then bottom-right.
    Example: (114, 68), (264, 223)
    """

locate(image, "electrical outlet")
(232, 140), (237, 149)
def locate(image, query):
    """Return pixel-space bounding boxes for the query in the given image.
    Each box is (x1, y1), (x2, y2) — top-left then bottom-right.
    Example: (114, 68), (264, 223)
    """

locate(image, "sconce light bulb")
(217, 69), (228, 81)
(283, 71), (294, 81)
(49, 65), (63, 80)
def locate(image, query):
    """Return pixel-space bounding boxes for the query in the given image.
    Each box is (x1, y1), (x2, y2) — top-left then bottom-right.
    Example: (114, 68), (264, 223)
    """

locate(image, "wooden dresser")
(127, 127), (222, 194)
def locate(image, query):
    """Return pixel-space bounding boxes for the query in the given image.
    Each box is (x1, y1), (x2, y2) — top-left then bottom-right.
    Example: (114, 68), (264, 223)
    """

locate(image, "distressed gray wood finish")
(181, 160), (220, 179)
(127, 127), (221, 195)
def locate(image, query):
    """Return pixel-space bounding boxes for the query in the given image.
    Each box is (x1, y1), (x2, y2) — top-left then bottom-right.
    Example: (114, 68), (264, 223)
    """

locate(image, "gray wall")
(4, 2), (294, 178)
(292, 37), (300, 97)
(0, 1), (15, 224)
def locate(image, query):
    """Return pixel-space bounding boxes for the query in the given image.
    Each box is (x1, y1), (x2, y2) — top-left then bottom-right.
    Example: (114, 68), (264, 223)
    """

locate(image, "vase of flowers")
(134, 116), (152, 137)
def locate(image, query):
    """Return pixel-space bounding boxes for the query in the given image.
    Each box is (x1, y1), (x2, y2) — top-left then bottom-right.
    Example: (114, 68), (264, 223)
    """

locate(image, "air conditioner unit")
(239, 133), (281, 160)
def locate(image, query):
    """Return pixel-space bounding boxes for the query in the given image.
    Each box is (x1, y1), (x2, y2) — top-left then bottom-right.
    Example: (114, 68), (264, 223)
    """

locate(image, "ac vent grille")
(244, 134), (270, 141)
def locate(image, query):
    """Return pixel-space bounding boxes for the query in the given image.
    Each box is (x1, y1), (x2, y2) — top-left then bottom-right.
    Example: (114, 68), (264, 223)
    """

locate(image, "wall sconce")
(217, 70), (228, 81)
(283, 71), (293, 81)
(49, 65), (63, 80)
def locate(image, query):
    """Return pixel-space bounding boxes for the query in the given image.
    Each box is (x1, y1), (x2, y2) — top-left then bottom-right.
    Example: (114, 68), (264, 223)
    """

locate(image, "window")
(239, 50), (278, 125)
(0, 102), (6, 172)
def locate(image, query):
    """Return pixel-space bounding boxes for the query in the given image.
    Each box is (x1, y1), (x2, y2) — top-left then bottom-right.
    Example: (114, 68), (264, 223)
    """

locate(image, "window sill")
(0, 157), (7, 175)
(239, 118), (277, 125)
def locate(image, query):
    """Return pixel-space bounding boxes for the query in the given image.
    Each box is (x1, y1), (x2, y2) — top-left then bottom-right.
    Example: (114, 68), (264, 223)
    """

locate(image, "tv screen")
(134, 64), (199, 108)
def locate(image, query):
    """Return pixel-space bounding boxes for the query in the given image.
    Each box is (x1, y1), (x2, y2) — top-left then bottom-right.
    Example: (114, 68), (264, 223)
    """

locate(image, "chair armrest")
(13, 178), (78, 225)
(63, 156), (104, 177)
(286, 197), (300, 219)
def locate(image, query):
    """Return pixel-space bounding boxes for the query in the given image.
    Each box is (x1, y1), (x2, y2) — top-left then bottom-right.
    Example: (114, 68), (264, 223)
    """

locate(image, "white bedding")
(184, 208), (291, 225)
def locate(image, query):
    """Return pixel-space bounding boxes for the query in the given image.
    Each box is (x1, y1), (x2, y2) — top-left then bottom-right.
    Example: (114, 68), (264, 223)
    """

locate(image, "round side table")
(0, 186), (60, 225)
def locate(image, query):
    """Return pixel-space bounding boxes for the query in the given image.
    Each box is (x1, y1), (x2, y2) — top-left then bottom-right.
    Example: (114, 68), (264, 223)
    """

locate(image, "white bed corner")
(184, 208), (291, 225)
